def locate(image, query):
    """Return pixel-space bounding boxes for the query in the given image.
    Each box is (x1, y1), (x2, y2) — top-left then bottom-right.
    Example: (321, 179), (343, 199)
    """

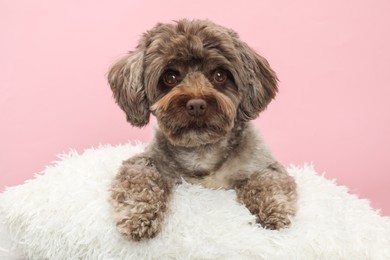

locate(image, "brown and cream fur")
(108, 19), (297, 241)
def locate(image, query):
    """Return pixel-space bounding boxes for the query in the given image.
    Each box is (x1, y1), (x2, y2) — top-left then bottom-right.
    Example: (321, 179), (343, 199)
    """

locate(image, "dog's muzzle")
(150, 83), (237, 146)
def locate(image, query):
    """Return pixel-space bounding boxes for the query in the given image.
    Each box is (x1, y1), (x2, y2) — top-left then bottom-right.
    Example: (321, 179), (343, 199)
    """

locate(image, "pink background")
(1, 0), (389, 215)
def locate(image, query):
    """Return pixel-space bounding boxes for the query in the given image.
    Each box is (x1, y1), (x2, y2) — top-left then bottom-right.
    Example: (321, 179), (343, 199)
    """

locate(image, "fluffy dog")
(108, 19), (297, 241)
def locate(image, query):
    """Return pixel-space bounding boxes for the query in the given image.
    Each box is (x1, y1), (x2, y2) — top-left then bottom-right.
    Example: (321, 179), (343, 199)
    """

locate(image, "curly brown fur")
(110, 155), (172, 241)
(235, 163), (297, 229)
(108, 19), (297, 241)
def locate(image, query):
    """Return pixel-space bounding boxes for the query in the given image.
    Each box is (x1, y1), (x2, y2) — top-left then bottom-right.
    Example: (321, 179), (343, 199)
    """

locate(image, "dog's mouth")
(163, 120), (232, 147)
(151, 92), (236, 147)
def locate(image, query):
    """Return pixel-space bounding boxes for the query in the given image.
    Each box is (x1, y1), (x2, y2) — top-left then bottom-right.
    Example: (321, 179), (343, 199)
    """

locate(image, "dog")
(108, 19), (297, 241)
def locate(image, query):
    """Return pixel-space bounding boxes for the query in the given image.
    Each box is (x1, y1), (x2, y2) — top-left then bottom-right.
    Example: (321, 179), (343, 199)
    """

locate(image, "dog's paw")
(256, 202), (293, 230)
(116, 212), (163, 241)
(236, 167), (297, 230)
(110, 160), (172, 241)
(242, 192), (295, 230)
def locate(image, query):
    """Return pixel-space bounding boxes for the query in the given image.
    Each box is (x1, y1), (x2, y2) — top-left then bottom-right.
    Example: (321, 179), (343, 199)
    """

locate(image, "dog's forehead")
(143, 20), (238, 64)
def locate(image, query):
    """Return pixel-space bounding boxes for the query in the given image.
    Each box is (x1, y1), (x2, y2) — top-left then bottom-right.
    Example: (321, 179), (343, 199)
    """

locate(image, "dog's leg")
(235, 162), (297, 230)
(109, 155), (172, 241)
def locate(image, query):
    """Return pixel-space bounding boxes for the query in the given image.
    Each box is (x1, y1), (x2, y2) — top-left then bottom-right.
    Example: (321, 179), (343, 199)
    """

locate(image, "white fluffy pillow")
(1, 143), (389, 259)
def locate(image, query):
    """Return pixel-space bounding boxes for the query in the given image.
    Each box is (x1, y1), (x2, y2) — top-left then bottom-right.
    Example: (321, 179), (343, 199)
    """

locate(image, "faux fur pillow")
(0, 143), (389, 259)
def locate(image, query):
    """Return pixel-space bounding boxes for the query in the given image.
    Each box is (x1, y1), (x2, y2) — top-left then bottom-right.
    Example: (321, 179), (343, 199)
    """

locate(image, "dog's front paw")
(255, 198), (293, 230)
(240, 189), (295, 230)
(236, 165), (297, 230)
(110, 158), (172, 241)
(115, 209), (163, 241)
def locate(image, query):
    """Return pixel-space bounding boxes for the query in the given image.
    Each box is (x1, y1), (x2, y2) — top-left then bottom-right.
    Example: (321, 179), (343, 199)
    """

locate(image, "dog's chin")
(159, 123), (233, 148)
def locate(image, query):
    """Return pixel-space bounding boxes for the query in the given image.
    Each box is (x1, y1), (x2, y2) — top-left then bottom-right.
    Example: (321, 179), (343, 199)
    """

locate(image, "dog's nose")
(186, 99), (207, 116)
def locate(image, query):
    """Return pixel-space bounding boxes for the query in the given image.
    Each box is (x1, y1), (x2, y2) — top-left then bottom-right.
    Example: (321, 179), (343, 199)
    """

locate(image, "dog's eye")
(162, 71), (179, 87)
(212, 69), (227, 84)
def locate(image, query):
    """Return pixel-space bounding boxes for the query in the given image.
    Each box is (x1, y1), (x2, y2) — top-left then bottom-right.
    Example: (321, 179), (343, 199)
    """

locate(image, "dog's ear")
(108, 51), (150, 127)
(235, 42), (279, 121)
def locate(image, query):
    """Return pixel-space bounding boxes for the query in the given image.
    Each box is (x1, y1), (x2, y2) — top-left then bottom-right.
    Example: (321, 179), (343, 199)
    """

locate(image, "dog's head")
(108, 19), (278, 147)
